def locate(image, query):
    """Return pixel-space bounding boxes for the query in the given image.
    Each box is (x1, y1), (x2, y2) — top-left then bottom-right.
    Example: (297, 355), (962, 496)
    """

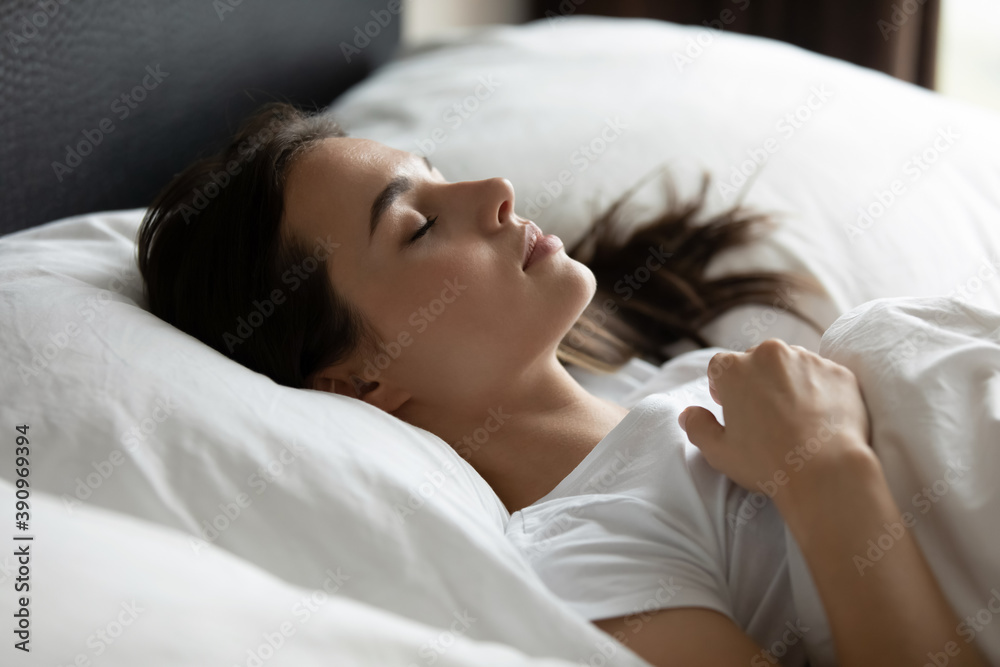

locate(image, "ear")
(307, 363), (410, 414)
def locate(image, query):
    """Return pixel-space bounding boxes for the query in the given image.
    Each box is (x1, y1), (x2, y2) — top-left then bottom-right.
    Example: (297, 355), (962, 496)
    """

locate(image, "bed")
(2, 3), (1000, 665)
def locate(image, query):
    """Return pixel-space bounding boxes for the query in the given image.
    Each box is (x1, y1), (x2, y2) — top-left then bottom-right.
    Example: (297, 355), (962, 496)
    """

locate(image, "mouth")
(522, 221), (541, 271)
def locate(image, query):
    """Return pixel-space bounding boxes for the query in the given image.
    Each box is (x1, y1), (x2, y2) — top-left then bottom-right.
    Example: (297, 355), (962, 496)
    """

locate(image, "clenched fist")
(679, 339), (873, 501)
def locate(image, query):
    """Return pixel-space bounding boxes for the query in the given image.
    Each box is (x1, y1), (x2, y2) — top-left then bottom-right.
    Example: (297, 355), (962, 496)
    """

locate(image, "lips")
(522, 221), (541, 271)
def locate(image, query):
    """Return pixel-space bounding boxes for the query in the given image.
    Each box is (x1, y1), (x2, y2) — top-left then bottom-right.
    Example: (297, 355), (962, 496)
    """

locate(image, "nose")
(492, 177), (517, 226)
(498, 199), (512, 224)
(450, 176), (517, 234)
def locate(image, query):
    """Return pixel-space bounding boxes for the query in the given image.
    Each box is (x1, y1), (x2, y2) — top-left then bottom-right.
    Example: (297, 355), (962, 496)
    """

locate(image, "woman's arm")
(593, 607), (770, 667)
(776, 439), (982, 666)
(679, 339), (988, 667)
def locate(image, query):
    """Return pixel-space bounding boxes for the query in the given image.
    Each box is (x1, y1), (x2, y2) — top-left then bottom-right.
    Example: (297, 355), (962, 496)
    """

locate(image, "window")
(937, 0), (1000, 113)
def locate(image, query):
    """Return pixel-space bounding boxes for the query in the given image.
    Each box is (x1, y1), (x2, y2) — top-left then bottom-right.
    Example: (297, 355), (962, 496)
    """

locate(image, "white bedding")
(3, 14), (1000, 666)
(791, 296), (1000, 666)
(0, 477), (584, 667)
(0, 210), (644, 665)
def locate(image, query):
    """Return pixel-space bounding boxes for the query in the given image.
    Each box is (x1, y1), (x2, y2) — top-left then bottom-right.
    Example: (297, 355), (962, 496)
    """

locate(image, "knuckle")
(708, 351), (735, 377)
(822, 358), (852, 377)
(753, 338), (787, 358)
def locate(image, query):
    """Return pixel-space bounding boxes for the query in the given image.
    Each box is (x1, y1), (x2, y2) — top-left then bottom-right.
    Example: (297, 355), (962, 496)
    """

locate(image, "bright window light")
(937, 0), (1000, 114)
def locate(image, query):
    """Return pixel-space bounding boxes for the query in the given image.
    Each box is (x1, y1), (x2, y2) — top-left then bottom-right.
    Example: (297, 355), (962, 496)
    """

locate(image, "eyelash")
(407, 216), (438, 245)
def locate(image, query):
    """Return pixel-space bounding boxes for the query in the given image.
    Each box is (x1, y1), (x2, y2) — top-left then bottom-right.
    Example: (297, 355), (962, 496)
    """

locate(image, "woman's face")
(281, 137), (596, 409)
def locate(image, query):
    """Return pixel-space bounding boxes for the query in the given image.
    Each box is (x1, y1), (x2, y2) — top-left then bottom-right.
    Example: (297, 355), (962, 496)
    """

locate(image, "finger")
(706, 351), (740, 404)
(708, 379), (722, 406)
(707, 351), (738, 382)
(678, 406), (725, 454)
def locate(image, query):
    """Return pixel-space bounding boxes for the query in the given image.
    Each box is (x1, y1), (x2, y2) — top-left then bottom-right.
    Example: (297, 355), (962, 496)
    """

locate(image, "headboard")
(0, 0), (402, 236)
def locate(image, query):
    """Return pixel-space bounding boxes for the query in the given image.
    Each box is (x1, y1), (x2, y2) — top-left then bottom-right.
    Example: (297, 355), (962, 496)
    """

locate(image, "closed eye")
(407, 216), (438, 246)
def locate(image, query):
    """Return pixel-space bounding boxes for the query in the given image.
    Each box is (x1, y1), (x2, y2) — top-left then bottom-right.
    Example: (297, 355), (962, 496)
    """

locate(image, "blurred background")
(404, 0), (1000, 114)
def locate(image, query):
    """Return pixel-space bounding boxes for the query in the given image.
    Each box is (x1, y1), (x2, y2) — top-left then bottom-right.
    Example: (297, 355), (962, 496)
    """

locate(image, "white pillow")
(0, 209), (648, 666)
(328, 15), (1000, 356)
(0, 477), (594, 667)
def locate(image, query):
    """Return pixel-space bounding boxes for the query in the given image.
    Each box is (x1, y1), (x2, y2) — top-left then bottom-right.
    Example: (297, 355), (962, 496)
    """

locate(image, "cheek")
(400, 276), (515, 368)
(416, 248), (513, 318)
(372, 269), (480, 354)
(371, 245), (531, 360)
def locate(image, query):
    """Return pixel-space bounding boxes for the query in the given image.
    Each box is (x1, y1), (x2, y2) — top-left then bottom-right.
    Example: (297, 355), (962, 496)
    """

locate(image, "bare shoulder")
(593, 607), (766, 667)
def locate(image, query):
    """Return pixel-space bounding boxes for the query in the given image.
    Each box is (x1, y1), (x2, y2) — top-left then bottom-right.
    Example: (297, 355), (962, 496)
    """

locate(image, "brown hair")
(137, 102), (823, 388)
(557, 166), (824, 373)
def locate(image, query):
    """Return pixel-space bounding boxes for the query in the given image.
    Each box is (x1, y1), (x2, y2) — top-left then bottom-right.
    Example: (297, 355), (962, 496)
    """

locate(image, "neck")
(395, 354), (632, 514)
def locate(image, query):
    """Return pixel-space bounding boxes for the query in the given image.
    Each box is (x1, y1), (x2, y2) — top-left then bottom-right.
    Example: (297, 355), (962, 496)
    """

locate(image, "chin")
(528, 258), (596, 336)
(558, 262), (599, 322)
(573, 261), (599, 301)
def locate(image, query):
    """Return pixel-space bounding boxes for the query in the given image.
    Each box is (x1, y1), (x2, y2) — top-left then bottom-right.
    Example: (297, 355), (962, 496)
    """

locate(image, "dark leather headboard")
(0, 0), (401, 236)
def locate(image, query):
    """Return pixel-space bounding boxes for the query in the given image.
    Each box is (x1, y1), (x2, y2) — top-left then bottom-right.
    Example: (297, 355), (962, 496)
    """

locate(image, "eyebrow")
(369, 155), (434, 245)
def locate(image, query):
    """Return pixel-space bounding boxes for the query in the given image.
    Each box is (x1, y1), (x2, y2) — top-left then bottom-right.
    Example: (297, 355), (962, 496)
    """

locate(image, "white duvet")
(789, 296), (1000, 666)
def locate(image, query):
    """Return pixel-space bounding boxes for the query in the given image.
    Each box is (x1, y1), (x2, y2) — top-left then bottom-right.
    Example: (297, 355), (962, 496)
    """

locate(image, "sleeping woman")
(135, 102), (988, 667)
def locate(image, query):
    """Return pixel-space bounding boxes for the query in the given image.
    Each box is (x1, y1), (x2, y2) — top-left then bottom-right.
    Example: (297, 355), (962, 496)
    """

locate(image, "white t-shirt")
(505, 348), (809, 666)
